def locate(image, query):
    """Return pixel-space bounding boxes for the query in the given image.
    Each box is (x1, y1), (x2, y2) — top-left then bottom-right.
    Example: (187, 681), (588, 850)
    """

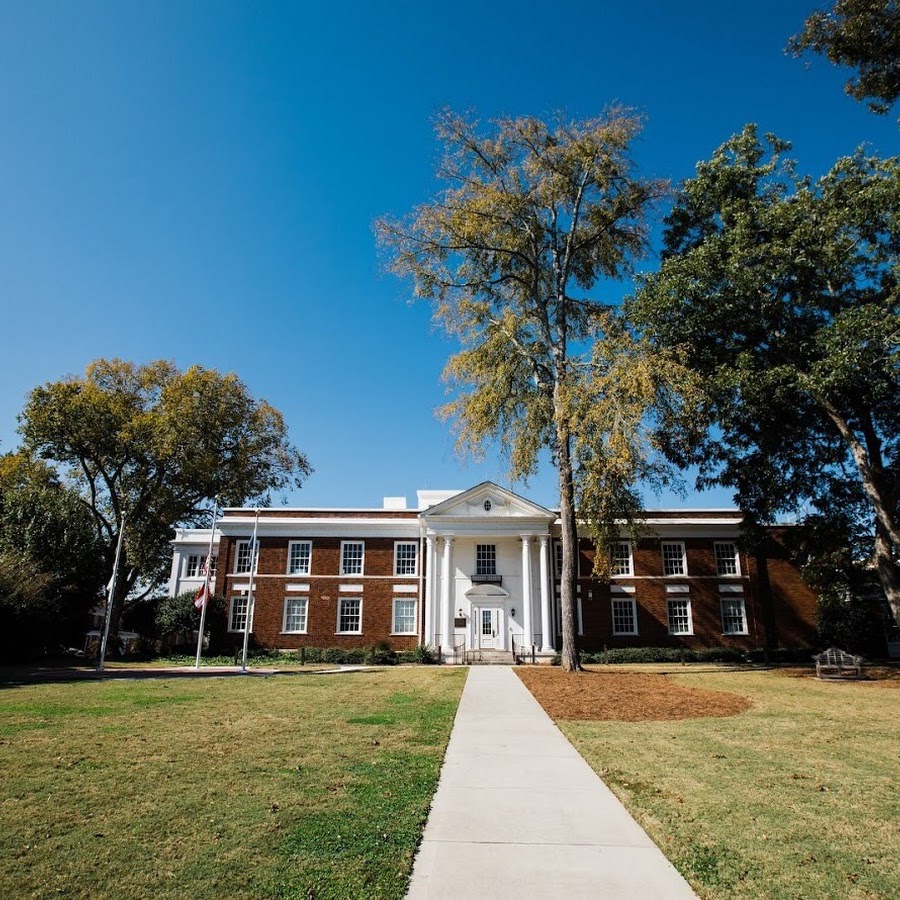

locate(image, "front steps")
(453, 649), (556, 666)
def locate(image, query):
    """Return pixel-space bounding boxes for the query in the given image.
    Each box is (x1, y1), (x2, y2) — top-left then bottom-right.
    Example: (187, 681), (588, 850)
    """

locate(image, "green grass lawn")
(0, 667), (465, 900)
(560, 666), (900, 900)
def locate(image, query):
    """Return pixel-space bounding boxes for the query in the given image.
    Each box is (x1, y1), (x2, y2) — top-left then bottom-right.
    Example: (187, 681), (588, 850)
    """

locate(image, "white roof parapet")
(382, 496), (408, 510)
(416, 489), (465, 509)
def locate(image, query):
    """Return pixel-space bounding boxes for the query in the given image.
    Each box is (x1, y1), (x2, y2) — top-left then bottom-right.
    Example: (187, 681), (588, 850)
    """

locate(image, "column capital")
(539, 534), (551, 547)
(519, 533), (534, 544)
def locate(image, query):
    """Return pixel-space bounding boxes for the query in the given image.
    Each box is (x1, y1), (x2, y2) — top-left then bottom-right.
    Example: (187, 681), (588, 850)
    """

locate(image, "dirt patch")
(515, 666), (751, 722)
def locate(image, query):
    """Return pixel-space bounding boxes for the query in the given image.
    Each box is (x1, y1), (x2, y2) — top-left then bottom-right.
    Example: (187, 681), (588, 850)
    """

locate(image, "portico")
(420, 483), (557, 656)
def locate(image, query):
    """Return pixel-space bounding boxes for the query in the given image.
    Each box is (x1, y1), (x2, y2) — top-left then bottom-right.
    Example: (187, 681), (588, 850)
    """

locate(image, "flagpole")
(194, 499), (219, 669)
(240, 509), (260, 673)
(97, 513), (126, 673)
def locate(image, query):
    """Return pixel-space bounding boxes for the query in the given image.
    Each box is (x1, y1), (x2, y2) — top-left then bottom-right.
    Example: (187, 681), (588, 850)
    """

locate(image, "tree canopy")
(377, 109), (694, 670)
(631, 125), (900, 629)
(0, 452), (106, 658)
(19, 358), (311, 642)
(790, 0), (900, 119)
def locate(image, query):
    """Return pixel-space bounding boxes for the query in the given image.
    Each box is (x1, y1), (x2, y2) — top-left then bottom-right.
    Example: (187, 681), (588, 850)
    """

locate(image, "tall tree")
(631, 126), (900, 630)
(376, 110), (685, 671)
(0, 453), (106, 657)
(789, 0), (900, 120)
(19, 359), (311, 645)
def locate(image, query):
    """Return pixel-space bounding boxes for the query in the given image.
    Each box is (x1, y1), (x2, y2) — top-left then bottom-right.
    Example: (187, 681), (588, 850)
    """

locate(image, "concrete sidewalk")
(406, 666), (697, 899)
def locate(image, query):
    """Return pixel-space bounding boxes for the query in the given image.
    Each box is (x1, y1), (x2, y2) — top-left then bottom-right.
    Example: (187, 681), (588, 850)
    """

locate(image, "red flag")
(194, 583), (209, 609)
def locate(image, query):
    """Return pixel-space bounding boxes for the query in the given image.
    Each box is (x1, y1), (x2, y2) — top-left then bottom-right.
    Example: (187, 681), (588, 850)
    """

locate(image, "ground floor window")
(392, 598), (416, 634)
(667, 598), (693, 635)
(337, 597), (362, 634)
(229, 595), (253, 633)
(283, 597), (308, 633)
(720, 597), (748, 635)
(611, 598), (638, 635)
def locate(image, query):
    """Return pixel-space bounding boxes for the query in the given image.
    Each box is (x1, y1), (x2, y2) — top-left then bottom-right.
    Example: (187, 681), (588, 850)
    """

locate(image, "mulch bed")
(516, 666), (751, 722)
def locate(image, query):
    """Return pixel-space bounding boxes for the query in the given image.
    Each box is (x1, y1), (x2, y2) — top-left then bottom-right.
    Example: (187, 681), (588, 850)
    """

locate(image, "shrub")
(368, 641), (399, 665)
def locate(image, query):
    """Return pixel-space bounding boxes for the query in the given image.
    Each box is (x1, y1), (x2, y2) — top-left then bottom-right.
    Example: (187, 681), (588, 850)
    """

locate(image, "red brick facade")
(204, 518), (816, 653)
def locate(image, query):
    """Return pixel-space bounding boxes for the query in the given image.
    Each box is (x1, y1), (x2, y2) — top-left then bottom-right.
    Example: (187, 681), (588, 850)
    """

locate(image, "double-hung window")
(186, 553), (216, 578)
(667, 598), (693, 635)
(611, 598), (638, 635)
(721, 597), (748, 634)
(234, 540), (259, 574)
(394, 542), (418, 576)
(283, 597), (308, 633)
(288, 541), (312, 575)
(341, 541), (364, 576)
(715, 542), (740, 576)
(662, 541), (687, 576)
(229, 595), (253, 632)
(392, 598), (417, 634)
(337, 597), (362, 633)
(475, 544), (497, 577)
(610, 541), (633, 577)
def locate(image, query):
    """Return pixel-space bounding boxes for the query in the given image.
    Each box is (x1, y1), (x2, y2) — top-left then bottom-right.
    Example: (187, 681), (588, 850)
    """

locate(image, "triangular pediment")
(421, 481), (555, 520)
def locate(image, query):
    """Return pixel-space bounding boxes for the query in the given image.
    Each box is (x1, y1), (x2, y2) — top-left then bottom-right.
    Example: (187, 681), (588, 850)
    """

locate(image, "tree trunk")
(874, 519), (900, 632)
(556, 424), (582, 673)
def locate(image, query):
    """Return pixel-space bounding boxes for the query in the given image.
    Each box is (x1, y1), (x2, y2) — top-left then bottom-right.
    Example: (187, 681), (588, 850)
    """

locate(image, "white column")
(441, 536), (455, 653)
(424, 535), (436, 647)
(539, 536), (554, 652)
(521, 535), (533, 648)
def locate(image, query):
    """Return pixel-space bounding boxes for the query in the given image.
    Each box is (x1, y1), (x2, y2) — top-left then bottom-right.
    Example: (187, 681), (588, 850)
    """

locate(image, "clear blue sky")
(0, 1), (895, 510)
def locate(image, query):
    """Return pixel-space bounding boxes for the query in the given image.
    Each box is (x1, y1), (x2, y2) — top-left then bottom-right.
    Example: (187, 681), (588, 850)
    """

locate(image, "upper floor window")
(185, 554), (216, 578)
(662, 541), (687, 576)
(341, 541), (365, 576)
(715, 542), (740, 576)
(475, 544), (497, 576)
(394, 542), (418, 576)
(234, 540), (259, 574)
(554, 541), (563, 577)
(610, 541), (633, 577)
(287, 540), (312, 575)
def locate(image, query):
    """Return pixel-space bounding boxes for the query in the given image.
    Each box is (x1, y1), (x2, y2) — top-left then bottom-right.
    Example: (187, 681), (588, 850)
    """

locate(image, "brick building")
(167, 481), (818, 657)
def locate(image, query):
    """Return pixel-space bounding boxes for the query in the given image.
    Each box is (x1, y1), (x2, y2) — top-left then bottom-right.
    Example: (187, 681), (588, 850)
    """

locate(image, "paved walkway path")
(406, 666), (697, 899)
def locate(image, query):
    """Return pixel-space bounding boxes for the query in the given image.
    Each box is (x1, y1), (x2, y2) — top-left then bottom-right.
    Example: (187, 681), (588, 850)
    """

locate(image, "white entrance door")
(477, 607), (504, 650)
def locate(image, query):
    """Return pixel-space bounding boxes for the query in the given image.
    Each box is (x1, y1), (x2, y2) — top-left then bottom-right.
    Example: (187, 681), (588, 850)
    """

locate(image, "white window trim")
(227, 594), (255, 633)
(666, 597), (694, 636)
(282, 596), (309, 634)
(340, 540), (365, 576)
(610, 541), (634, 577)
(611, 597), (639, 636)
(287, 540), (312, 576)
(336, 596), (363, 634)
(475, 543), (497, 576)
(393, 541), (419, 577)
(391, 597), (417, 635)
(720, 596), (749, 635)
(714, 541), (742, 577)
(661, 541), (688, 577)
(234, 539), (259, 575)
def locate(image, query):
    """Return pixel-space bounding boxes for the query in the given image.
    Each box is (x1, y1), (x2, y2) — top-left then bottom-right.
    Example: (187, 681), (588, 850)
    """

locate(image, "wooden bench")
(814, 647), (863, 679)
